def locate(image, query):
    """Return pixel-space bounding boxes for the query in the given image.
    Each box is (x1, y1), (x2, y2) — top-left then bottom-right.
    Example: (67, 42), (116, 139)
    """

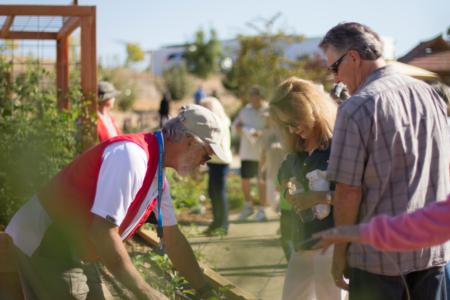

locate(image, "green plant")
(166, 169), (207, 210)
(132, 246), (230, 300)
(222, 14), (330, 100)
(226, 173), (245, 210)
(184, 28), (221, 79)
(162, 63), (191, 101)
(0, 59), (82, 225)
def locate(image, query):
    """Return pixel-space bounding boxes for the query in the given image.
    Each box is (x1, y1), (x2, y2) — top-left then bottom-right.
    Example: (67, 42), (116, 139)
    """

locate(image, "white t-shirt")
(232, 103), (268, 161)
(91, 141), (177, 228)
(6, 140), (176, 256)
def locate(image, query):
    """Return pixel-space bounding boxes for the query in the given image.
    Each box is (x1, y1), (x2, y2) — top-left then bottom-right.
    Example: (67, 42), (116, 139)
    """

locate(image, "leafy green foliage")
(0, 59), (82, 225)
(162, 63), (191, 101)
(132, 243), (230, 299)
(184, 28), (221, 79)
(166, 169), (244, 211)
(223, 14), (331, 100)
(166, 169), (207, 210)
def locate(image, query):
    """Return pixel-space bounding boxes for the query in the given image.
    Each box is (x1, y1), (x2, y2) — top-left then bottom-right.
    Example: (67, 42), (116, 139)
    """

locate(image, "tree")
(222, 14), (330, 100)
(163, 63), (191, 101)
(0, 59), (82, 225)
(184, 28), (221, 78)
(126, 42), (145, 66)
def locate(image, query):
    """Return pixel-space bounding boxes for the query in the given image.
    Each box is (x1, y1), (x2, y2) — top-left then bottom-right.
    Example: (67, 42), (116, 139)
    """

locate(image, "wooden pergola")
(0, 4), (97, 109)
(0, 4), (98, 147)
(0, 6), (98, 297)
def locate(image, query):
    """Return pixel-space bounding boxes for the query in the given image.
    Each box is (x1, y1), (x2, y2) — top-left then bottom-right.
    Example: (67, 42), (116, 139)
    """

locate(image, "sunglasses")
(328, 52), (348, 75)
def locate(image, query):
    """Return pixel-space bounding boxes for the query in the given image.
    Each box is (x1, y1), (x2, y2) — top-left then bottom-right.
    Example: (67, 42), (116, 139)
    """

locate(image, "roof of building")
(399, 34), (450, 62)
(405, 50), (450, 74)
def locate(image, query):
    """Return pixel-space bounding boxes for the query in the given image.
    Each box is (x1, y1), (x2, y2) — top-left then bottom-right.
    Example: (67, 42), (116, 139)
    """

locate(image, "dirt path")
(184, 210), (287, 300)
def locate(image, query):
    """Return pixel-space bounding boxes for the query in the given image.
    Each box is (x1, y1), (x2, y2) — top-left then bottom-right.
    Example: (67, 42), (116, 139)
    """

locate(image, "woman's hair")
(270, 77), (337, 152)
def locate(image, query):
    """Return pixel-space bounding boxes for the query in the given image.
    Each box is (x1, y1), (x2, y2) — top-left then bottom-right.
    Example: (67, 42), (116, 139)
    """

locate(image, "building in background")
(399, 29), (450, 85)
(149, 36), (395, 76)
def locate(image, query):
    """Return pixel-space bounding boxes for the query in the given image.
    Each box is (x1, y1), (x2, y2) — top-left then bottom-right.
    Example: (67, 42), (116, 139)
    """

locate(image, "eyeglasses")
(328, 52), (348, 75)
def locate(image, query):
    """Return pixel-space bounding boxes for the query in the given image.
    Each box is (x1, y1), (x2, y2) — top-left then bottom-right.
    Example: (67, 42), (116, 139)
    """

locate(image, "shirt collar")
(354, 65), (396, 94)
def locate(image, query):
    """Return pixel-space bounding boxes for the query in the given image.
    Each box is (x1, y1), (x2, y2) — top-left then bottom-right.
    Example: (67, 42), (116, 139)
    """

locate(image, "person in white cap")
(5, 104), (228, 299)
(97, 81), (122, 142)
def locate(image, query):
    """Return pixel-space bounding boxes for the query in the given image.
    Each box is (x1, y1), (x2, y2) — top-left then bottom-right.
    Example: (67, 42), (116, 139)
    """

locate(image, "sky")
(3, 0), (450, 65)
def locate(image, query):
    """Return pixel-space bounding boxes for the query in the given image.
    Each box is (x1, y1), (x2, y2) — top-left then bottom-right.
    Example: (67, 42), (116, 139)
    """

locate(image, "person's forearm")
(90, 220), (165, 299)
(101, 244), (151, 298)
(291, 191), (328, 210)
(164, 226), (207, 290)
(361, 194), (450, 251)
(333, 183), (361, 226)
(333, 183), (362, 255)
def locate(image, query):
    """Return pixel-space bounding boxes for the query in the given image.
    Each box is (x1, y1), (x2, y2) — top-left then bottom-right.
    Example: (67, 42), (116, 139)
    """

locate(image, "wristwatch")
(325, 191), (333, 205)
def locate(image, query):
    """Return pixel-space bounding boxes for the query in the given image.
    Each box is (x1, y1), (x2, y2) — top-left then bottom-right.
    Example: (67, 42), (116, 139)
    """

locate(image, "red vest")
(97, 111), (122, 142)
(38, 132), (159, 259)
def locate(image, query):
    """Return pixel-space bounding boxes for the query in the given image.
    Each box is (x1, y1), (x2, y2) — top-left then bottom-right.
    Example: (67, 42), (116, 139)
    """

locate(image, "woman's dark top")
(277, 147), (334, 250)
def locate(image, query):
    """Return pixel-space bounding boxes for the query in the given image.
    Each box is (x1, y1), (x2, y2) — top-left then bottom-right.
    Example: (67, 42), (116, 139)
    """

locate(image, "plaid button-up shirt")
(328, 66), (450, 275)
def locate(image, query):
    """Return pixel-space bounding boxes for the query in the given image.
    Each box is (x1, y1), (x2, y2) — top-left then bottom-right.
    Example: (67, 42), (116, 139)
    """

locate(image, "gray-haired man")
(320, 22), (450, 299)
(6, 105), (227, 299)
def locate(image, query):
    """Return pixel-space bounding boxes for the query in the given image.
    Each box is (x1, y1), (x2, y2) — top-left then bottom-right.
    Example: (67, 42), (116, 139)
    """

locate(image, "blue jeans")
(349, 266), (446, 300)
(445, 262), (450, 300)
(207, 163), (229, 230)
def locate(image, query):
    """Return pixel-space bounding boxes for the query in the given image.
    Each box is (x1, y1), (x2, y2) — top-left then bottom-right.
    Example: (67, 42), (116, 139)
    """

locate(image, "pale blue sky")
(3, 0), (450, 63)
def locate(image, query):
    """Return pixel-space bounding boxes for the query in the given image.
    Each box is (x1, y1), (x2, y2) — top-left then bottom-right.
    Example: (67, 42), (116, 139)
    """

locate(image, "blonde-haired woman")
(270, 77), (345, 300)
(199, 97), (233, 235)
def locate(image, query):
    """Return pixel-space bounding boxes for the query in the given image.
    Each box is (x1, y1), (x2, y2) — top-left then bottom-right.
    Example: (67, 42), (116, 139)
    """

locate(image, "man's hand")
(163, 226), (209, 292)
(329, 183), (362, 291)
(332, 245), (349, 290)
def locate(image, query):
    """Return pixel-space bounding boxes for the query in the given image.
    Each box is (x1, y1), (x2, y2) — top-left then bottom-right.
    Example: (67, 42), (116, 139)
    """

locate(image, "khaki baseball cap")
(178, 104), (231, 163)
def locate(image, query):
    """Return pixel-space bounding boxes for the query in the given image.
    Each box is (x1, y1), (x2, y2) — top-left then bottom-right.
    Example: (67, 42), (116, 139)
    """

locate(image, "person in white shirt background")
(233, 86), (269, 221)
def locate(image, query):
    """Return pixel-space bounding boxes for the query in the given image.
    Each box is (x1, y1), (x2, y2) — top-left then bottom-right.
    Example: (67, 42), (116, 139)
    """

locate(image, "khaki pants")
(15, 247), (112, 300)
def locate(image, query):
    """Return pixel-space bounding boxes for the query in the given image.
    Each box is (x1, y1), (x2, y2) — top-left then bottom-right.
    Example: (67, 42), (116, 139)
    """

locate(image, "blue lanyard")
(154, 131), (164, 242)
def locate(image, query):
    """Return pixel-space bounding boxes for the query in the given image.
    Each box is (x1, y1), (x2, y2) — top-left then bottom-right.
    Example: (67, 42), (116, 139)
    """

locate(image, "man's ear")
(185, 134), (195, 147)
(348, 49), (362, 66)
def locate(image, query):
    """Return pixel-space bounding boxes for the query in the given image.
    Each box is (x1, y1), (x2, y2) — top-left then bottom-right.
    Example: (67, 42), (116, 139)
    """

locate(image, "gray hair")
(161, 116), (206, 145)
(319, 22), (384, 60)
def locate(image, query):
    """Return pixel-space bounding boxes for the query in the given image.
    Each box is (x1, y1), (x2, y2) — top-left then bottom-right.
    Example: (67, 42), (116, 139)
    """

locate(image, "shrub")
(162, 63), (191, 101)
(0, 59), (82, 225)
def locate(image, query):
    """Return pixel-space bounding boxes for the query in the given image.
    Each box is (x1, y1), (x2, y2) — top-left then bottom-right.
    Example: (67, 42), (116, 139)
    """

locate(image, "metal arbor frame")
(0, 4), (97, 145)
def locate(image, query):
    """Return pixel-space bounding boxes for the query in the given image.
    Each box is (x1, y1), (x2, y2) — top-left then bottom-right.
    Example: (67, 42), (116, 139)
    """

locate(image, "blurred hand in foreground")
(312, 225), (363, 253)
